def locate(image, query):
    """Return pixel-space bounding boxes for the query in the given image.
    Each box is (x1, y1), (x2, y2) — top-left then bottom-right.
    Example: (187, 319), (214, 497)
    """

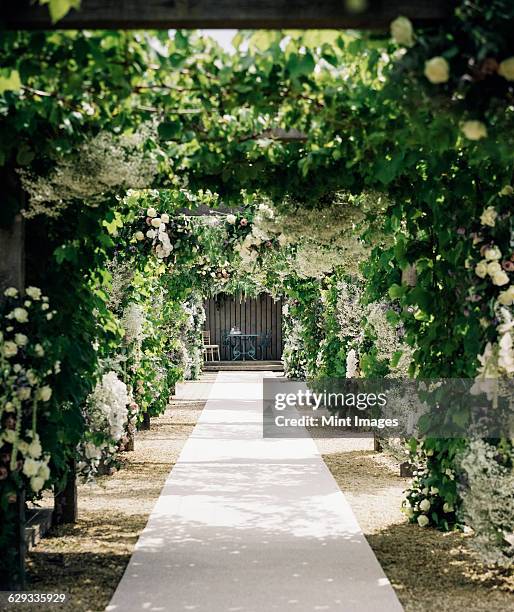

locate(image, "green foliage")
(39, 0), (81, 23)
(1, 0), (513, 568)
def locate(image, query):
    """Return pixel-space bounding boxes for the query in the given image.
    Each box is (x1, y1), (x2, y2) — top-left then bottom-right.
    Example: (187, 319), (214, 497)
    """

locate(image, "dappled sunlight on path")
(107, 372), (403, 612)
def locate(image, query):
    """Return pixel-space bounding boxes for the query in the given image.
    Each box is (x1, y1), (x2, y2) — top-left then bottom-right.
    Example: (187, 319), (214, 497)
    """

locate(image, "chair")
(258, 332), (272, 360)
(202, 330), (220, 361)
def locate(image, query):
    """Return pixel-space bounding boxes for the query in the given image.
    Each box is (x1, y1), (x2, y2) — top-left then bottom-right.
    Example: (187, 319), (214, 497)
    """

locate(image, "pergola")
(0, 1), (451, 292)
(0, 0), (455, 590)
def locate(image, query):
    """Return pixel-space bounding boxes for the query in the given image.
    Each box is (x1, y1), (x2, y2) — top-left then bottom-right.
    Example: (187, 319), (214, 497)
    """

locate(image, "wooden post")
(0, 210), (26, 590)
(400, 461), (415, 477)
(0, 214), (25, 293)
(53, 460), (78, 525)
(0, 487), (27, 590)
(13, 487), (26, 589)
(125, 422), (135, 451)
(373, 433), (382, 452)
(140, 411), (151, 430)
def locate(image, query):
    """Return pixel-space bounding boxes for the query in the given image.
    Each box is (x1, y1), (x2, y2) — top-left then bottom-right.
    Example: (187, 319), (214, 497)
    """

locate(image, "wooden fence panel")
(204, 294), (283, 360)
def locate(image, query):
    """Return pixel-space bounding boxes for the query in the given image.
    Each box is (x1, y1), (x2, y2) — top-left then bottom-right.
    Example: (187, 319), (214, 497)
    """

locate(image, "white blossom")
(462, 120), (488, 141)
(498, 57), (514, 81)
(480, 206), (497, 227)
(424, 57), (449, 84)
(390, 16), (414, 47)
(13, 308), (29, 323)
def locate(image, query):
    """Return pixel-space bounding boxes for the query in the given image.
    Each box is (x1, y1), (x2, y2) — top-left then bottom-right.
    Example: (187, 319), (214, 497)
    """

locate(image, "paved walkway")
(107, 371), (403, 612)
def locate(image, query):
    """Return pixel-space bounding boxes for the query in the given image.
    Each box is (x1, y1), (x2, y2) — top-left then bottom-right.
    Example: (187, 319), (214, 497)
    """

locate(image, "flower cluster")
(389, 13), (513, 141)
(472, 189), (514, 381)
(1, 286), (59, 495)
(134, 206), (174, 259)
(402, 440), (457, 531)
(20, 127), (158, 218)
(121, 302), (146, 345)
(78, 371), (129, 478)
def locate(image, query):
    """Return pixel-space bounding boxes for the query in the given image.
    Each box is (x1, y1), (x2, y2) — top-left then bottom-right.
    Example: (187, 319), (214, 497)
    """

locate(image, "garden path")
(107, 371), (403, 612)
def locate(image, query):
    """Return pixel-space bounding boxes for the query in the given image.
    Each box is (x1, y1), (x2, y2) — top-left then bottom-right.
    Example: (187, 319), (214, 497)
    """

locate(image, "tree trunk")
(140, 411), (151, 430)
(53, 460), (78, 525)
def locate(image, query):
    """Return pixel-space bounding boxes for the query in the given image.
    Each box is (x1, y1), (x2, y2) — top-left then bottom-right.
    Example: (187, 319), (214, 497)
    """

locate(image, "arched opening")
(204, 292), (283, 362)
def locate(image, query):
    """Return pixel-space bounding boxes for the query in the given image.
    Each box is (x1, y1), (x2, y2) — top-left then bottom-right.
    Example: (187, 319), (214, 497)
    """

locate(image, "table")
(227, 333), (259, 360)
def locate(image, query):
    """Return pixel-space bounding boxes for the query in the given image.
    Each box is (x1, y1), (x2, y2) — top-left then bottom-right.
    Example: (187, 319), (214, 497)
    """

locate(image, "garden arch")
(1, 0), (513, 591)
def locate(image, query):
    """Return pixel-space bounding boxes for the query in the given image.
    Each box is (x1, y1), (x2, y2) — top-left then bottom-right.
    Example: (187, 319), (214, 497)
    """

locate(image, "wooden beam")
(2, 1), (451, 30)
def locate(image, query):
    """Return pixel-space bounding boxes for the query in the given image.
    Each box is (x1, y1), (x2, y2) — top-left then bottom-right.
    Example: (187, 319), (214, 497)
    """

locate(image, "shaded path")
(107, 371), (403, 612)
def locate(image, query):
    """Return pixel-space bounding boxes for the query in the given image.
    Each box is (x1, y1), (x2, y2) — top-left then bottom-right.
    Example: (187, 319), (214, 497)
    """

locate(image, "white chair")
(202, 330), (220, 361)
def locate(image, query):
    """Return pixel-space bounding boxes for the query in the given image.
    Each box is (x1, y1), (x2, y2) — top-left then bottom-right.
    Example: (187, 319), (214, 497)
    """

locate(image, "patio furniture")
(258, 332), (272, 359)
(227, 332), (259, 360)
(202, 330), (220, 361)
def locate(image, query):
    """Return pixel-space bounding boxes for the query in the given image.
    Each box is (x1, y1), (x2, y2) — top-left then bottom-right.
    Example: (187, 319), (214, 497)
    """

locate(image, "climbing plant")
(1, 0), (514, 577)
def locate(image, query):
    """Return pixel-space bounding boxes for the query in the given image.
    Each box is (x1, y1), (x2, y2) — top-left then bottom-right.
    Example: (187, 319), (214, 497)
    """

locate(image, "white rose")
(500, 185), (514, 196)
(84, 442), (102, 460)
(498, 57), (514, 81)
(417, 514), (430, 527)
(461, 120), (487, 141)
(487, 261), (502, 276)
(26, 370), (38, 386)
(498, 286), (514, 306)
(424, 57), (449, 84)
(484, 246), (502, 261)
(419, 498), (431, 512)
(13, 364), (22, 373)
(226, 214), (237, 225)
(430, 487), (439, 495)
(146, 207), (157, 218)
(18, 387), (31, 400)
(4, 401), (15, 413)
(37, 386), (52, 402)
(30, 476), (45, 493)
(14, 333), (28, 346)
(4, 287), (18, 298)
(146, 229), (156, 239)
(27, 438), (42, 458)
(443, 502), (454, 513)
(402, 506), (414, 518)
(134, 231), (145, 241)
(474, 260), (488, 278)
(3, 341), (18, 358)
(390, 16), (414, 47)
(492, 270), (509, 286)
(160, 213), (170, 224)
(13, 307), (29, 323)
(34, 344), (45, 357)
(38, 463), (50, 481)
(3, 430), (16, 444)
(25, 286), (42, 300)
(151, 217), (162, 228)
(23, 457), (40, 477)
(479, 206), (497, 227)
(46, 313), (53, 320)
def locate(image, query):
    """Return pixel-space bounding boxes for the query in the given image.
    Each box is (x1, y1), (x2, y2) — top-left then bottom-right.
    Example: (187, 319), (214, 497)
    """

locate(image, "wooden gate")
(204, 294), (283, 360)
